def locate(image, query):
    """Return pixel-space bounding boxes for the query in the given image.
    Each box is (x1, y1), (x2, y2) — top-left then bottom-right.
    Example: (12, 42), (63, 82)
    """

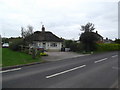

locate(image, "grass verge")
(2, 48), (44, 67)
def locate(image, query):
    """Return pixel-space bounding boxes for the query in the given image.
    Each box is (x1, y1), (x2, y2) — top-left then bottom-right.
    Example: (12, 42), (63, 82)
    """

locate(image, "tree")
(80, 22), (99, 52)
(21, 25), (34, 45)
(64, 40), (82, 52)
(80, 22), (95, 32)
(21, 25), (33, 38)
(114, 38), (120, 44)
(21, 27), (24, 38)
(64, 40), (73, 48)
(21, 25), (37, 59)
(27, 25), (33, 35)
(2, 38), (9, 43)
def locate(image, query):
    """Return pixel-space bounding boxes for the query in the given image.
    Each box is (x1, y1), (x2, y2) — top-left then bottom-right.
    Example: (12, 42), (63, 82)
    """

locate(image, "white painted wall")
(37, 42), (62, 51)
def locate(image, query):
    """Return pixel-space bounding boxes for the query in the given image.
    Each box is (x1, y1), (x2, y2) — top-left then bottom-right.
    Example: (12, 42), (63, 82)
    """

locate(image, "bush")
(64, 40), (82, 52)
(114, 39), (120, 44)
(9, 39), (23, 51)
(97, 43), (120, 51)
(70, 42), (82, 52)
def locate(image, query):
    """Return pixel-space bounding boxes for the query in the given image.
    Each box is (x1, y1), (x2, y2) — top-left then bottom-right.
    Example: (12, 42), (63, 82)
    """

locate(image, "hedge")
(97, 43), (120, 51)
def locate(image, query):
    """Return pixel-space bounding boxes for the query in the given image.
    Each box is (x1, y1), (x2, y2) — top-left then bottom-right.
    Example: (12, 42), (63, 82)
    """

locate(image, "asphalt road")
(2, 51), (119, 88)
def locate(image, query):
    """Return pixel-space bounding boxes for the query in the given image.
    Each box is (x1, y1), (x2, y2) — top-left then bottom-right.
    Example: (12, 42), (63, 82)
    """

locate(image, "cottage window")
(43, 43), (46, 45)
(50, 43), (57, 47)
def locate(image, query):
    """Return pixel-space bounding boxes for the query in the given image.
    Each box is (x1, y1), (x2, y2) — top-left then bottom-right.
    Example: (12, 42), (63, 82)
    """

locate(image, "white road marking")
(94, 58), (108, 63)
(0, 68), (21, 73)
(46, 65), (86, 79)
(112, 55), (118, 58)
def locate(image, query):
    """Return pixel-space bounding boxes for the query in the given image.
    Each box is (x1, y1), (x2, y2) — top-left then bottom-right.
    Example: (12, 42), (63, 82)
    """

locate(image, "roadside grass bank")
(2, 48), (44, 67)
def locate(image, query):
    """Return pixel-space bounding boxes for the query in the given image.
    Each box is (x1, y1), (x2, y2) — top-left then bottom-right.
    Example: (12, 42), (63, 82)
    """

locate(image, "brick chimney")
(42, 25), (45, 32)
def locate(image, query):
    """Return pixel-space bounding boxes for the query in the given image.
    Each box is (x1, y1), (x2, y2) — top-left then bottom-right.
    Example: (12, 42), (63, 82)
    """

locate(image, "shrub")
(9, 39), (23, 51)
(64, 40), (82, 52)
(70, 42), (82, 52)
(97, 43), (120, 51)
(114, 39), (120, 44)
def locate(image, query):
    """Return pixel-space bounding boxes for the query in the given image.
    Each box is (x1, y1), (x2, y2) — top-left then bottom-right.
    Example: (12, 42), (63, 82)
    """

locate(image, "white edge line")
(46, 65), (86, 79)
(0, 68), (21, 73)
(94, 58), (108, 63)
(112, 55), (118, 58)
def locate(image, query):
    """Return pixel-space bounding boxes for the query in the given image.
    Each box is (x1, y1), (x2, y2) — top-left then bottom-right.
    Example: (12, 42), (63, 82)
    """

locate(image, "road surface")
(2, 51), (119, 88)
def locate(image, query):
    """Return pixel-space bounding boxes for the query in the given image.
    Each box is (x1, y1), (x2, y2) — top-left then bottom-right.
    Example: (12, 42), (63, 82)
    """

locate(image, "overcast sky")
(0, 0), (119, 40)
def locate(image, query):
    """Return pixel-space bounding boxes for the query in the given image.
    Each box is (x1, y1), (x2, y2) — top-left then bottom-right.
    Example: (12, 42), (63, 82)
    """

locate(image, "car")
(2, 43), (9, 48)
(30, 46), (44, 51)
(35, 46), (44, 51)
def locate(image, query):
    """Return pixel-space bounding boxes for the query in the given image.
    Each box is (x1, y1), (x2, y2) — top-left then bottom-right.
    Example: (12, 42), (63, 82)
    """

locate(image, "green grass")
(2, 48), (43, 67)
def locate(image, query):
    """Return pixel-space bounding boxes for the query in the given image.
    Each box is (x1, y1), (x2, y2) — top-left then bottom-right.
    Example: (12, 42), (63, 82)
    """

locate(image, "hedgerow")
(97, 43), (120, 51)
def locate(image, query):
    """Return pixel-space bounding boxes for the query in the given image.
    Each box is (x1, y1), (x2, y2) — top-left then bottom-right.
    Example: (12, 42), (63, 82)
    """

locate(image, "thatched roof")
(25, 31), (63, 42)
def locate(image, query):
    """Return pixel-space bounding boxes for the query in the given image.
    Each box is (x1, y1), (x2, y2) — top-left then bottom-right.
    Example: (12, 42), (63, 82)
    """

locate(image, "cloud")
(0, 0), (118, 40)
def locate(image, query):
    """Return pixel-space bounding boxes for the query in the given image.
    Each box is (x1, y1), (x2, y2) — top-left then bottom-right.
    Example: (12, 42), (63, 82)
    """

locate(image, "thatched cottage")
(25, 25), (63, 51)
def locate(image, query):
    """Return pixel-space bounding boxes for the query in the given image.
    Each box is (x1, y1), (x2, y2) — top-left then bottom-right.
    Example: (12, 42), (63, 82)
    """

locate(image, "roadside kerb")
(2, 61), (47, 71)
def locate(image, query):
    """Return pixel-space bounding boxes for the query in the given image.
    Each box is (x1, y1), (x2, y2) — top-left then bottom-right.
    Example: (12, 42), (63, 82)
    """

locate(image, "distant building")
(25, 25), (63, 51)
(103, 38), (113, 43)
(94, 31), (103, 43)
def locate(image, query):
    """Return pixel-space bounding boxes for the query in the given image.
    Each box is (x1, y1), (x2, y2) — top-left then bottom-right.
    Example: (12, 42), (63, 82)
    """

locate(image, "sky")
(0, 0), (119, 40)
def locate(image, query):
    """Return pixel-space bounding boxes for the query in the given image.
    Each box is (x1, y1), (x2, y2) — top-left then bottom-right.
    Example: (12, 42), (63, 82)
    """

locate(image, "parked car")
(30, 46), (44, 52)
(2, 43), (9, 48)
(35, 46), (44, 51)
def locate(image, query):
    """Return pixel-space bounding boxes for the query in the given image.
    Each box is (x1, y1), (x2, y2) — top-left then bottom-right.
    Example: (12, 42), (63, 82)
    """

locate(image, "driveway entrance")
(41, 52), (87, 61)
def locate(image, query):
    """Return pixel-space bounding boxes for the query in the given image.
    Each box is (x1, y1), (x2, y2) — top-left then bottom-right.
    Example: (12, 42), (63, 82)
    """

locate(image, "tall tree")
(21, 27), (24, 38)
(21, 25), (33, 38)
(80, 22), (98, 52)
(21, 25), (36, 59)
(27, 25), (33, 35)
(80, 22), (95, 32)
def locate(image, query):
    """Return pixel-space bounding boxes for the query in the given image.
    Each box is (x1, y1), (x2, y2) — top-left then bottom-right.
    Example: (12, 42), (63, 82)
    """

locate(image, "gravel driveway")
(41, 52), (87, 61)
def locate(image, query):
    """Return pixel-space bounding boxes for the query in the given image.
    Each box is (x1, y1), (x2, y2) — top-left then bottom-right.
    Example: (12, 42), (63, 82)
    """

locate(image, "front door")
(43, 43), (46, 50)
